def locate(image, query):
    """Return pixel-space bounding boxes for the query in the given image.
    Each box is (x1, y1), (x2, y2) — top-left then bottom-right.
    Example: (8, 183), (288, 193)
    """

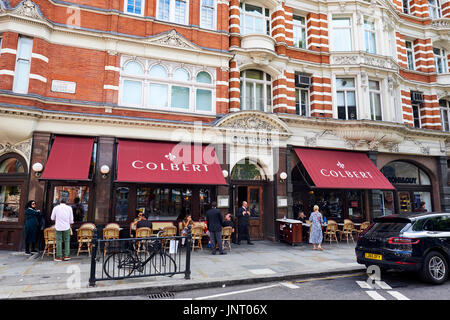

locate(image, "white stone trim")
(1, 48), (17, 55)
(104, 84), (119, 90)
(31, 53), (49, 63)
(105, 65), (121, 72)
(29, 74), (47, 83)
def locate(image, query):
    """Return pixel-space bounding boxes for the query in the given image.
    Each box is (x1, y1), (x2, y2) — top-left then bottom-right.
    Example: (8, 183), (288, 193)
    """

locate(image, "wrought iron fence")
(89, 227), (192, 287)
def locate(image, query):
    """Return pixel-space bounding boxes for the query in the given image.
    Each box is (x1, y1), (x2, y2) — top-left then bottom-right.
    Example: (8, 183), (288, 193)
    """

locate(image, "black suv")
(355, 213), (450, 284)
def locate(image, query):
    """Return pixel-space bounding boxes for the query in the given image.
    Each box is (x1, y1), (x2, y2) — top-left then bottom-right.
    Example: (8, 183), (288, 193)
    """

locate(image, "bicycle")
(103, 231), (177, 279)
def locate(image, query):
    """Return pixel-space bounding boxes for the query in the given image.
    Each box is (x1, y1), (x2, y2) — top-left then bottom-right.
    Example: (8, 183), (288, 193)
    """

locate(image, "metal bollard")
(88, 228), (98, 287)
(184, 224), (192, 280)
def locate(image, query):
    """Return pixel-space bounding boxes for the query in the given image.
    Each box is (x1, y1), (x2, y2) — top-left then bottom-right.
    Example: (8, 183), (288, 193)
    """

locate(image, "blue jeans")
(55, 229), (71, 258)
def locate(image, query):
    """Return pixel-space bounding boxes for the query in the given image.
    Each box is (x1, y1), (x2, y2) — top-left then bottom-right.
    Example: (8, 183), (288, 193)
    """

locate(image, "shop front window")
(137, 187), (192, 220)
(115, 187), (130, 222)
(53, 186), (89, 222)
(0, 185), (21, 222)
(308, 190), (343, 219)
(380, 191), (395, 216)
(199, 188), (211, 219)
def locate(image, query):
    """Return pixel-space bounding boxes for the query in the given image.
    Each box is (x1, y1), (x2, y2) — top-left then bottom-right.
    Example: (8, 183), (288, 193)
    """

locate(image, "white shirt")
(51, 203), (74, 231)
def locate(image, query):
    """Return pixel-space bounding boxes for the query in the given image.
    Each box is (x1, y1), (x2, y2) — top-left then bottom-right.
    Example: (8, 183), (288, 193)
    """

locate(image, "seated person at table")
(296, 211), (307, 223)
(130, 210), (144, 237)
(136, 213), (153, 230)
(222, 213), (236, 244)
(181, 214), (194, 236)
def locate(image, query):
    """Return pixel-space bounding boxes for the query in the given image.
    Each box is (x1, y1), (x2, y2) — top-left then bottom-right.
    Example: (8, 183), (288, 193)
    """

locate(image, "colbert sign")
(294, 148), (394, 190)
(116, 140), (227, 185)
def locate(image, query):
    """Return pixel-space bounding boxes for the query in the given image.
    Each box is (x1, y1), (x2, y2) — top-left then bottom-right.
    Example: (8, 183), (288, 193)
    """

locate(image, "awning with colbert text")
(41, 136), (94, 181)
(116, 139), (227, 185)
(294, 148), (395, 190)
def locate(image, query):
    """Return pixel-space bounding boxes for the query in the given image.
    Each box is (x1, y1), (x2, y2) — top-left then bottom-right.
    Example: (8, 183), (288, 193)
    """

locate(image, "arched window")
(122, 61), (144, 106)
(0, 154), (27, 223)
(0, 158), (24, 174)
(231, 158), (265, 180)
(240, 69), (272, 112)
(172, 68), (190, 109)
(196, 71), (212, 111)
(149, 65), (169, 108)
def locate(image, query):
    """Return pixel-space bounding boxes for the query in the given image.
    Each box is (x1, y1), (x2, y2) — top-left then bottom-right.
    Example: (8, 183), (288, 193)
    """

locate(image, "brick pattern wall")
(401, 89), (414, 127)
(409, 0), (430, 18)
(396, 32), (408, 69)
(421, 94), (441, 129)
(285, 71), (296, 114)
(413, 38), (435, 73)
(216, 67), (229, 114)
(443, 0), (450, 17)
(29, 37), (49, 97)
(272, 72), (287, 113)
(229, 59), (240, 112)
(310, 77), (332, 118)
(306, 13), (329, 53)
(0, 32), (18, 91)
(229, 0), (240, 47)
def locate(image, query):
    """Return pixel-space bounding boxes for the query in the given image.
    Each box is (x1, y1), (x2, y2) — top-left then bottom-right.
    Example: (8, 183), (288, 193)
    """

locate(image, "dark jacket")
(237, 206), (250, 227)
(206, 207), (223, 233)
(25, 208), (39, 243)
(136, 219), (153, 230)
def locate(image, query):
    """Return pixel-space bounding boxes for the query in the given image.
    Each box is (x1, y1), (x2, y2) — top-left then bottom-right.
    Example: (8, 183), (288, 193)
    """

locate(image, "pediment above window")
(146, 29), (200, 51)
(9, 0), (45, 21)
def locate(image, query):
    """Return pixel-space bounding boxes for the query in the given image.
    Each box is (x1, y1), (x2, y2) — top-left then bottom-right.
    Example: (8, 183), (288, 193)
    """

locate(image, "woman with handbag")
(24, 200), (40, 254)
(309, 205), (324, 251)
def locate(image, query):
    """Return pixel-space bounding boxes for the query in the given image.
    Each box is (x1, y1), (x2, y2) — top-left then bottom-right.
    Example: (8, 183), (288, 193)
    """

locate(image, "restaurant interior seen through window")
(52, 186), (90, 222)
(0, 156), (26, 223)
(114, 185), (215, 222)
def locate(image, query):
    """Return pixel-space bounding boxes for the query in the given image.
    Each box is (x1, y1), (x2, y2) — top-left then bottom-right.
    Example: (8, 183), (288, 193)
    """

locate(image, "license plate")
(365, 253), (382, 261)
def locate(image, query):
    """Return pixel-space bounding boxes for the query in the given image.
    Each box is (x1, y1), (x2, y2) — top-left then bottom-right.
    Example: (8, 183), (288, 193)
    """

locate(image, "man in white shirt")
(51, 198), (74, 261)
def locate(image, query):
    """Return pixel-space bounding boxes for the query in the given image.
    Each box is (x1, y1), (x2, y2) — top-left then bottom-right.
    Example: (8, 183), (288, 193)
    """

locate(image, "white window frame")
(124, 0), (145, 16)
(119, 58), (216, 114)
(156, 0), (189, 25)
(405, 40), (415, 71)
(240, 70), (272, 112)
(364, 19), (376, 54)
(434, 47), (448, 74)
(13, 36), (33, 94)
(331, 17), (353, 52)
(200, 0), (216, 30)
(295, 87), (309, 116)
(369, 79), (382, 121)
(293, 15), (306, 49)
(336, 77), (357, 120)
(440, 100), (450, 132)
(428, 0), (442, 19)
(402, 0), (410, 14)
(412, 104), (421, 128)
(240, 2), (271, 36)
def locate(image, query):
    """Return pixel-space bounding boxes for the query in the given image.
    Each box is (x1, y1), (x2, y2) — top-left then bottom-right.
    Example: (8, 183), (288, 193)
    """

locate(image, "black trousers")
(209, 231), (223, 253)
(237, 225), (251, 243)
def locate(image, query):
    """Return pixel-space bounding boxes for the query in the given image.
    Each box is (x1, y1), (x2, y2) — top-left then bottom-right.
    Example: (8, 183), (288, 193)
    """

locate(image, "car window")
(434, 216), (450, 232)
(412, 219), (427, 231)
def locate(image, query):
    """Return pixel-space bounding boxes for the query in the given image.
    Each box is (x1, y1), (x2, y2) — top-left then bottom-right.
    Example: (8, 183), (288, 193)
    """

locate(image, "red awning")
(116, 139), (227, 185)
(41, 136), (94, 180)
(294, 148), (394, 190)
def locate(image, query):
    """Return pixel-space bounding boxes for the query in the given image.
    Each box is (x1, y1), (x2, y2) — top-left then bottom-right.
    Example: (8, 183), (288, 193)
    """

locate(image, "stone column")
(437, 156), (450, 212)
(94, 136), (115, 224)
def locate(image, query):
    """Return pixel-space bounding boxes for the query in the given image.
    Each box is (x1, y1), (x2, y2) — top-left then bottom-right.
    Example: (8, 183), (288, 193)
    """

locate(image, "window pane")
(348, 106), (357, 119)
(196, 89), (212, 111)
(0, 185), (21, 222)
(254, 16), (264, 33)
(171, 86), (190, 109)
(123, 80), (142, 105)
(115, 187), (129, 222)
(338, 106), (346, 120)
(149, 65), (167, 78)
(347, 91), (356, 106)
(175, 0), (186, 24)
(333, 28), (352, 51)
(173, 68), (189, 82)
(158, 0), (170, 20)
(266, 84), (271, 108)
(149, 83), (168, 107)
(245, 70), (264, 80)
(245, 82), (254, 110)
(0, 158), (24, 173)
(53, 186), (89, 222)
(369, 80), (379, 90)
(196, 71), (212, 84)
(245, 4), (263, 15)
(337, 91), (345, 106)
(14, 60), (31, 93)
(336, 78), (354, 88)
(255, 83), (264, 111)
(124, 61), (144, 75)
(17, 37), (33, 60)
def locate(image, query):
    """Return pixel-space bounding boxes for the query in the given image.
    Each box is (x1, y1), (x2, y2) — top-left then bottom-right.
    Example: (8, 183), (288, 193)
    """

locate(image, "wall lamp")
(32, 162), (43, 178)
(100, 165), (110, 179)
(279, 171), (287, 183)
(222, 170), (229, 178)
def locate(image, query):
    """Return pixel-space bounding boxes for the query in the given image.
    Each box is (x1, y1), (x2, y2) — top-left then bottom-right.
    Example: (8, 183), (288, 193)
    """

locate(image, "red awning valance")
(41, 136), (94, 181)
(294, 148), (394, 190)
(116, 139), (227, 185)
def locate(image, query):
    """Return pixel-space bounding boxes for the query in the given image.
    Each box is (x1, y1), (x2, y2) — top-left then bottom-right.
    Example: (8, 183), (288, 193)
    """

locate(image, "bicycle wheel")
(103, 251), (135, 279)
(150, 252), (177, 277)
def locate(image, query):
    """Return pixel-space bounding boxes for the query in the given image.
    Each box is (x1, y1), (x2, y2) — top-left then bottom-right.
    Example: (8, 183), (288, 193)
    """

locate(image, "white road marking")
(388, 291), (410, 300)
(375, 281), (392, 290)
(280, 282), (299, 289)
(356, 281), (373, 289)
(194, 284), (280, 300)
(365, 290), (387, 300)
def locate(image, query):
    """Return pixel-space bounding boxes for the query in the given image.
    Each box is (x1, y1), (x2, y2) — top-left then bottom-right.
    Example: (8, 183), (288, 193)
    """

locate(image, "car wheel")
(420, 251), (448, 285)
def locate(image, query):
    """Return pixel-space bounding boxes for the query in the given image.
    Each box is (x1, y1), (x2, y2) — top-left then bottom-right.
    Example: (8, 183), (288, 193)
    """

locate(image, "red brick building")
(0, 0), (449, 250)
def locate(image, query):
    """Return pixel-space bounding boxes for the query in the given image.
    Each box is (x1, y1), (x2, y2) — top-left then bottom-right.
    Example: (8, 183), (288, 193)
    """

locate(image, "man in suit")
(237, 201), (254, 245)
(206, 201), (226, 255)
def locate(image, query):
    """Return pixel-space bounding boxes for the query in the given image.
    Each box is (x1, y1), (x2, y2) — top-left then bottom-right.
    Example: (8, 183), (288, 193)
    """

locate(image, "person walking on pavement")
(309, 205), (324, 251)
(237, 201), (254, 245)
(206, 202), (226, 255)
(51, 199), (74, 261)
(24, 200), (40, 255)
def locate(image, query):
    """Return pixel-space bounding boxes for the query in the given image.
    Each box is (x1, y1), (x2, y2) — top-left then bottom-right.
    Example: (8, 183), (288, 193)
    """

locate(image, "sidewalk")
(0, 240), (365, 300)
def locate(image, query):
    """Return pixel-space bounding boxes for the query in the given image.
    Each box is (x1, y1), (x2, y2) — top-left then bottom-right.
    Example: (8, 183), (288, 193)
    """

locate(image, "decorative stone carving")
(0, 139), (32, 162)
(332, 55), (358, 65)
(431, 19), (450, 29)
(331, 53), (398, 71)
(148, 29), (198, 50)
(11, 0), (43, 20)
(304, 130), (330, 147)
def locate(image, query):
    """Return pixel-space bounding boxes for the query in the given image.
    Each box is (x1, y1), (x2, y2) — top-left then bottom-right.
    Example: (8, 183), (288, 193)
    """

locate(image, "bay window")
(331, 17), (352, 51)
(157, 0), (188, 25)
(240, 3), (270, 36)
(440, 100), (450, 132)
(369, 80), (382, 121)
(336, 78), (357, 120)
(364, 19), (376, 54)
(434, 48), (448, 74)
(240, 70), (272, 112)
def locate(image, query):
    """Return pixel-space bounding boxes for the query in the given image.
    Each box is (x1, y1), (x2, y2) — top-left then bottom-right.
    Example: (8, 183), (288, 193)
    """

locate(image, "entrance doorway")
(231, 158), (266, 240)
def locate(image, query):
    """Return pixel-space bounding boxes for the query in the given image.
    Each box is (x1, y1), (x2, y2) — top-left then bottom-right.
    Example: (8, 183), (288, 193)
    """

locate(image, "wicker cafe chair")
(222, 226), (233, 251)
(338, 221), (354, 243)
(161, 225), (177, 249)
(191, 225), (204, 251)
(356, 221), (371, 237)
(41, 227), (56, 259)
(135, 227), (152, 253)
(105, 223), (120, 229)
(77, 224), (96, 256)
(103, 227), (120, 256)
(323, 221), (338, 244)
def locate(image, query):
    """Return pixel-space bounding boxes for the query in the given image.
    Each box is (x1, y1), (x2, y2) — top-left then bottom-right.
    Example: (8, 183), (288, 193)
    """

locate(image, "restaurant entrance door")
(234, 185), (264, 240)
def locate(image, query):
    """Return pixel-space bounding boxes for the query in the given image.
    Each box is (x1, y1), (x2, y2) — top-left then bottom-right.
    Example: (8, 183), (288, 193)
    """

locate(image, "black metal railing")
(89, 227), (192, 287)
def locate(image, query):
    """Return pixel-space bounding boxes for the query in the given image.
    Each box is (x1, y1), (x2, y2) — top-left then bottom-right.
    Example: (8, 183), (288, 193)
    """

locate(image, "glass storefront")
(0, 185), (21, 222)
(52, 186), (90, 222)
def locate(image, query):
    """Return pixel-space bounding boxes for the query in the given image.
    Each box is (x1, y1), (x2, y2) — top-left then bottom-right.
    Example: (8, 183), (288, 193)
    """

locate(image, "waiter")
(237, 201), (254, 245)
